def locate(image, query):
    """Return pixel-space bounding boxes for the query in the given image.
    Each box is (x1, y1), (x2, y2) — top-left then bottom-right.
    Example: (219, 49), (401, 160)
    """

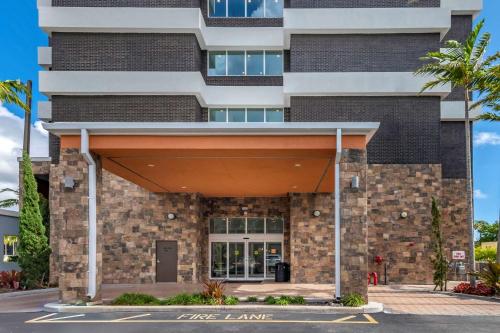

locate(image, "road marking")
(25, 313), (56, 323)
(46, 314), (86, 321)
(112, 313), (152, 322)
(26, 315), (378, 325)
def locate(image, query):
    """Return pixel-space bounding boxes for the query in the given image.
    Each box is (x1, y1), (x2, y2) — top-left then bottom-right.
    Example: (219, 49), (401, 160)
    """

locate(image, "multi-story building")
(36, 0), (482, 302)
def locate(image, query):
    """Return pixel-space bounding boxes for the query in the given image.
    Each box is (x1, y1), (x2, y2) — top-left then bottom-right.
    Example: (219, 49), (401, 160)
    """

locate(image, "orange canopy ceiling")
(61, 135), (367, 197)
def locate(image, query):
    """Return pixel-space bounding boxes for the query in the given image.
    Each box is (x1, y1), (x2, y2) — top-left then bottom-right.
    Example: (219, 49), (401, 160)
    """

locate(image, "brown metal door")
(156, 240), (178, 282)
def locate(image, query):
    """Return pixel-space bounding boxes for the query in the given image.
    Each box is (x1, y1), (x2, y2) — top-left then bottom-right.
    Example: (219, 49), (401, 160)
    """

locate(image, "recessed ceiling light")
(181, 186), (187, 189)
(294, 163), (302, 167)
(292, 185), (298, 189)
(147, 164), (155, 167)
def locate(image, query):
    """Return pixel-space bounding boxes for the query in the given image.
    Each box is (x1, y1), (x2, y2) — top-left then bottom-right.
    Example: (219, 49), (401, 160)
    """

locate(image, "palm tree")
(475, 69), (500, 121)
(415, 20), (500, 286)
(0, 188), (19, 208)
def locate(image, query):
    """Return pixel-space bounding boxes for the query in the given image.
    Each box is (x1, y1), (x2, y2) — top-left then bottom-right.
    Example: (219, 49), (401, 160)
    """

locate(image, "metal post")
(335, 129), (342, 300)
(23, 80), (32, 154)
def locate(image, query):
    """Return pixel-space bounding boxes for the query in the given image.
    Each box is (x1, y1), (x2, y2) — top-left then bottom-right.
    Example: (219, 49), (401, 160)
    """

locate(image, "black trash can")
(275, 262), (290, 282)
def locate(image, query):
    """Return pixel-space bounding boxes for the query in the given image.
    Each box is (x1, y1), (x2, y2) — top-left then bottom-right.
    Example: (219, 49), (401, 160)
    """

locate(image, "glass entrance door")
(209, 217), (284, 280)
(228, 242), (245, 279)
(248, 242), (265, 279)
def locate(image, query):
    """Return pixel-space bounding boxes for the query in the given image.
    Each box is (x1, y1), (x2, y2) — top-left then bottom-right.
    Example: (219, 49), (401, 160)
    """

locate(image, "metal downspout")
(335, 128), (342, 300)
(81, 129), (97, 299)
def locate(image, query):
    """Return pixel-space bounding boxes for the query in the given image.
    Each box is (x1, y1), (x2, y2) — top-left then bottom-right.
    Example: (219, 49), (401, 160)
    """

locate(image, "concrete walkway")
(1, 283), (499, 316)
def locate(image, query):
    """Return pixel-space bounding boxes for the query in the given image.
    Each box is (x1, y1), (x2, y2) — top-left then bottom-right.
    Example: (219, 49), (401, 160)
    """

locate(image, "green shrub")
(475, 246), (497, 262)
(17, 152), (50, 289)
(224, 296), (239, 305)
(161, 293), (208, 305)
(264, 296), (276, 304)
(290, 296), (306, 304)
(246, 296), (258, 302)
(340, 293), (366, 307)
(111, 293), (160, 305)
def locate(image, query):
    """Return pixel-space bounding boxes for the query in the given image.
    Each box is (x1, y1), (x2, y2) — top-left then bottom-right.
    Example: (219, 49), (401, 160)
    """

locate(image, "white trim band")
(42, 122), (380, 140)
(39, 71), (451, 107)
(39, 7), (458, 49)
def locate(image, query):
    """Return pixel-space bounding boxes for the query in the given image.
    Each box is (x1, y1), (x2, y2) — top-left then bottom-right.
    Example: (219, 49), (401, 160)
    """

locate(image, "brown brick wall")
(367, 164), (441, 284)
(99, 169), (203, 284)
(340, 149), (368, 299)
(289, 193), (335, 284)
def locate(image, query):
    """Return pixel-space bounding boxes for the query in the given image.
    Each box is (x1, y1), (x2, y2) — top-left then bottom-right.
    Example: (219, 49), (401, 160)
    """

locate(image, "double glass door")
(209, 217), (284, 281)
(211, 239), (282, 280)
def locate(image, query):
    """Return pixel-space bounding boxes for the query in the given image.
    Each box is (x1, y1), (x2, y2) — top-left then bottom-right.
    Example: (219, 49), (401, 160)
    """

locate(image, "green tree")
(475, 246), (497, 262)
(0, 188), (19, 208)
(475, 66), (500, 121)
(0, 80), (29, 111)
(17, 152), (50, 288)
(474, 220), (499, 244)
(431, 197), (448, 291)
(415, 20), (500, 285)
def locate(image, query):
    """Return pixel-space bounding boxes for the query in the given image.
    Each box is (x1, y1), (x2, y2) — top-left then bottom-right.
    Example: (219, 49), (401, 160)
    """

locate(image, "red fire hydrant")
(372, 272), (378, 286)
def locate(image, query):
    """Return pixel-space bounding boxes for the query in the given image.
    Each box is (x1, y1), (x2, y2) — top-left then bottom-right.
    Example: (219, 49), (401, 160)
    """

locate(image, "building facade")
(36, 0), (482, 302)
(0, 209), (20, 272)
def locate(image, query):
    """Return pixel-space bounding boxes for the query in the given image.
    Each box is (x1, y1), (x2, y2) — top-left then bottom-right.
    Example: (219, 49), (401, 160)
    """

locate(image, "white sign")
(452, 251), (466, 260)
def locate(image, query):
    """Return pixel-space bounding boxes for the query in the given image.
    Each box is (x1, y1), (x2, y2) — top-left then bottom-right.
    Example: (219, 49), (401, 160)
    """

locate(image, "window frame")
(3, 235), (18, 262)
(207, 50), (283, 77)
(208, 108), (284, 123)
(208, 0), (283, 18)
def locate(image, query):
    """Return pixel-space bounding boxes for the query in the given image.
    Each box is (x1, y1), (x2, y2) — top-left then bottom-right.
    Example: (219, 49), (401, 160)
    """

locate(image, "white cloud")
(474, 189), (488, 199)
(0, 103), (49, 211)
(474, 132), (500, 146)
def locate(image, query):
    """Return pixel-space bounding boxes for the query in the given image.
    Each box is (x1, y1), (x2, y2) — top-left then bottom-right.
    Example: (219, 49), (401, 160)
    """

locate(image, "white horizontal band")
(43, 121), (380, 138)
(39, 71), (451, 107)
(441, 101), (482, 121)
(38, 7), (471, 49)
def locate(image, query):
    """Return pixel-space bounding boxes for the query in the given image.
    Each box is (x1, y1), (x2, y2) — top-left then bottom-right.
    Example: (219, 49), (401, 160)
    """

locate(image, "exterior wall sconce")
(312, 210), (321, 217)
(400, 212), (408, 219)
(63, 176), (75, 189)
(167, 213), (176, 220)
(351, 176), (360, 189)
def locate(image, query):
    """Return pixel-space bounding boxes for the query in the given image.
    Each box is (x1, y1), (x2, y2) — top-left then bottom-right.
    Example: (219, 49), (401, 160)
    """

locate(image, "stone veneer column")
(289, 193), (334, 284)
(50, 148), (103, 302)
(339, 149), (368, 300)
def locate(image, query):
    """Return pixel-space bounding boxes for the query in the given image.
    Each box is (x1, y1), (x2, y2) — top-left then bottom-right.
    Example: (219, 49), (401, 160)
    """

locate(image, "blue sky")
(0, 0), (498, 222)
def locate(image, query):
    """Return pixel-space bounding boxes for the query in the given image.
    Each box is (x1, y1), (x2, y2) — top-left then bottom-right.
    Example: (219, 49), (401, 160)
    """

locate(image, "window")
(209, 0), (283, 18)
(209, 217), (284, 235)
(227, 51), (245, 75)
(3, 235), (18, 263)
(207, 51), (283, 76)
(208, 51), (226, 76)
(246, 51), (264, 76)
(209, 108), (284, 123)
(209, 0), (226, 17)
(265, 51), (283, 76)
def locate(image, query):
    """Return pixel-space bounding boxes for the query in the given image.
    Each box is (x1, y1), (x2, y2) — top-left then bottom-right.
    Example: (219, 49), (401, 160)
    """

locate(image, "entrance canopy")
(45, 122), (379, 197)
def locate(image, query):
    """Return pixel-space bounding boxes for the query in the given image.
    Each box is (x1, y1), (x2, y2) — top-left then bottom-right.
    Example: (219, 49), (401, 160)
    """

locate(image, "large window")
(209, 217), (284, 234)
(209, 108), (284, 123)
(208, 51), (283, 76)
(3, 235), (18, 263)
(209, 0), (283, 18)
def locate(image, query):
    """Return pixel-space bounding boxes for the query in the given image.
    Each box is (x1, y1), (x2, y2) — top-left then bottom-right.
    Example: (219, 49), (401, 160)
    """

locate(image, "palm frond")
(477, 112), (500, 121)
(0, 188), (19, 195)
(0, 199), (19, 209)
(0, 80), (30, 111)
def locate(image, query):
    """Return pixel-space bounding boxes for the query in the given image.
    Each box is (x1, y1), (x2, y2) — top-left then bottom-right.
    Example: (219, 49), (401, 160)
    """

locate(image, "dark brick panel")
(290, 34), (439, 72)
(53, 0), (200, 7)
(443, 16), (473, 102)
(49, 134), (61, 164)
(52, 95), (202, 122)
(285, 0), (440, 8)
(52, 33), (202, 72)
(290, 96), (441, 164)
(440, 122), (467, 179)
(200, 51), (283, 86)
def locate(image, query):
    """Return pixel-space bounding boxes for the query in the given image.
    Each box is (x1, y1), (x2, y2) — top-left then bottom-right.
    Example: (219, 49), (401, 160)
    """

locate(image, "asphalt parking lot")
(0, 310), (498, 333)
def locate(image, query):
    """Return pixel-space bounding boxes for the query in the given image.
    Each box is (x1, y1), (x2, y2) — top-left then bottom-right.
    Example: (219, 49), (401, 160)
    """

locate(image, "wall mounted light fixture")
(312, 210), (321, 217)
(400, 212), (408, 219)
(351, 176), (360, 189)
(167, 213), (176, 220)
(63, 176), (75, 189)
